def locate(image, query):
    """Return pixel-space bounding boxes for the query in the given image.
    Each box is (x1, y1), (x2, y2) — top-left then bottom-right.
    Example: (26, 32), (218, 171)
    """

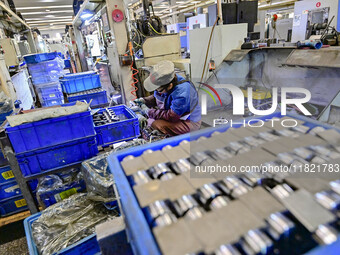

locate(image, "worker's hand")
(140, 104), (150, 117)
(133, 98), (145, 106)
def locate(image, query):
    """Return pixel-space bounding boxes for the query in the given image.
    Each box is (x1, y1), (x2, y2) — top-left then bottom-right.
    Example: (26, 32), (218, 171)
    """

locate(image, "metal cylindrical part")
(215, 244), (241, 255)
(258, 132), (280, 141)
(276, 129), (300, 138)
(243, 229), (273, 255)
(172, 158), (191, 173)
(150, 163), (175, 181)
(244, 136), (265, 147)
(198, 183), (229, 209)
(147, 200), (177, 227)
(270, 184), (294, 200)
(267, 212), (294, 240)
(291, 125), (310, 134)
(330, 180), (340, 195)
(213, 148), (233, 160)
(315, 224), (338, 245)
(132, 170), (151, 185)
(154, 213), (177, 227)
(184, 207), (204, 220)
(315, 191), (340, 210)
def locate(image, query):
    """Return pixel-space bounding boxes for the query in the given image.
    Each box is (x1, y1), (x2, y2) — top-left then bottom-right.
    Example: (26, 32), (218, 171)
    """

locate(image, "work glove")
(136, 113), (148, 130)
(140, 104), (150, 117)
(133, 98), (145, 106)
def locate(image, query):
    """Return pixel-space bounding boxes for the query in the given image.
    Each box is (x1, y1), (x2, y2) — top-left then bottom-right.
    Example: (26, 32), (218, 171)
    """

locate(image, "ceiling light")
(46, 10), (50, 12)
(16, 5), (72, 10)
(20, 10), (73, 15)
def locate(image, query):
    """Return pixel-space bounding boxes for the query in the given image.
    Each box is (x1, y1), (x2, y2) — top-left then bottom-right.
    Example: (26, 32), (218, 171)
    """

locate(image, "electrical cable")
(128, 42), (139, 100)
(200, 16), (219, 87)
(212, 70), (220, 84)
(148, 22), (170, 35)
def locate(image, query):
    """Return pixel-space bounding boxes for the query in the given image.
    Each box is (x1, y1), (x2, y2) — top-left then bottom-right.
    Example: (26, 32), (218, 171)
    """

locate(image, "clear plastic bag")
(32, 193), (119, 255)
(81, 153), (115, 201)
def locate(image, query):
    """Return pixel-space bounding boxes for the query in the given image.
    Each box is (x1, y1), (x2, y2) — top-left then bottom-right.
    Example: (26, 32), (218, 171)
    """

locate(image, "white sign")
(293, 14), (301, 27)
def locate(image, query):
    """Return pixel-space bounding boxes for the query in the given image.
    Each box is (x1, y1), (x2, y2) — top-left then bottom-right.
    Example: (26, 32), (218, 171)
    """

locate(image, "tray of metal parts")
(94, 105), (139, 147)
(108, 112), (340, 255)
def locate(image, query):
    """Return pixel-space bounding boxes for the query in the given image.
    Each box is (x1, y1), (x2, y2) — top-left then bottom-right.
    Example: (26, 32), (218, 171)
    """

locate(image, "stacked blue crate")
(24, 53), (65, 107)
(60, 72), (108, 108)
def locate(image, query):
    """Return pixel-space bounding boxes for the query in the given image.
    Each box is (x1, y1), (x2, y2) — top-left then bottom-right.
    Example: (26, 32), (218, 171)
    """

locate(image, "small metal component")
(277, 152), (307, 167)
(310, 145), (340, 160)
(146, 200), (177, 227)
(243, 136), (265, 147)
(190, 151), (214, 166)
(173, 194), (205, 220)
(131, 170), (151, 185)
(184, 206), (205, 220)
(198, 183), (229, 209)
(291, 125), (310, 134)
(258, 132), (280, 141)
(293, 147), (315, 161)
(315, 190), (340, 210)
(171, 158), (191, 173)
(276, 129), (300, 138)
(219, 177), (250, 198)
(330, 180), (340, 195)
(226, 141), (250, 155)
(267, 212), (295, 240)
(213, 148), (233, 160)
(315, 224), (338, 245)
(150, 163), (175, 181)
(242, 229), (273, 255)
(270, 184), (294, 200)
(241, 172), (264, 188)
(215, 244), (241, 255)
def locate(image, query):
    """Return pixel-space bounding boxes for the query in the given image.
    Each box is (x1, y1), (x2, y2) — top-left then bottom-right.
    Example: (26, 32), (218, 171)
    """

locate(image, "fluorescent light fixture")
(21, 10), (73, 15)
(16, 5), (72, 10)
(28, 19), (73, 24)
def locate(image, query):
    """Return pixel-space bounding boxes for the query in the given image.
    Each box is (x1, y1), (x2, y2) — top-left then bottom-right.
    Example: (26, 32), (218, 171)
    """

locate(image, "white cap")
(143, 60), (175, 92)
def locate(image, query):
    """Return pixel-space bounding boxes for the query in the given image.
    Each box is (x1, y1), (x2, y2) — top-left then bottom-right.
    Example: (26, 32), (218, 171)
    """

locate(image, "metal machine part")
(330, 180), (340, 195)
(190, 151), (215, 166)
(171, 158), (192, 174)
(198, 183), (229, 210)
(258, 132), (280, 142)
(219, 177), (251, 198)
(150, 163), (176, 181)
(291, 125), (310, 134)
(315, 190), (340, 211)
(277, 153), (307, 167)
(242, 229), (273, 255)
(293, 147), (315, 161)
(132, 170), (151, 185)
(266, 212), (295, 240)
(276, 129), (300, 138)
(173, 194), (204, 220)
(212, 148), (233, 160)
(92, 108), (120, 126)
(215, 244), (241, 255)
(315, 224), (338, 245)
(310, 145), (340, 160)
(146, 200), (177, 227)
(270, 184), (294, 200)
(243, 136), (266, 148)
(226, 141), (250, 155)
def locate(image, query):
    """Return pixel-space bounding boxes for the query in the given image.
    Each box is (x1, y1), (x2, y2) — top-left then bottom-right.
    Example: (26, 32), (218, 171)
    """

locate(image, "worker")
(134, 60), (201, 136)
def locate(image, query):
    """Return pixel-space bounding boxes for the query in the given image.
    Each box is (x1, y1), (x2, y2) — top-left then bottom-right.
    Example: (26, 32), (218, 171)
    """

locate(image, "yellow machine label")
(59, 188), (77, 200)
(2, 170), (14, 180)
(49, 94), (56, 98)
(15, 199), (27, 208)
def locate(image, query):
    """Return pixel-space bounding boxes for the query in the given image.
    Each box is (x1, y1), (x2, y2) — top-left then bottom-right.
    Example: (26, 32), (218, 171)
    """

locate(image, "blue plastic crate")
(16, 135), (98, 178)
(36, 82), (62, 96)
(31, 72), (61, 85)
(67, 89), (108, 108)
(0, 180), (22, 200)
(64, 59), (71, 69)
(28, 59), (63, 74)
(61, 72), (101, 94)
(0, 165), (12, 183)
(5, 110), (95, 154)
(38, 180), (86, 208)
(24, 52), (60, 64)
(0, 195), (28, 217)
(107, 112), (340, 255)
(41, 98), (64, 107)
(95, 105), (140, 147)
(24, 212), (100, 255)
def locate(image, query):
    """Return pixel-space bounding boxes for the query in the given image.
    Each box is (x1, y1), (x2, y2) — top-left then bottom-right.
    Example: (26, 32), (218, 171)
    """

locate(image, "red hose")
(130, 62), (139, 100)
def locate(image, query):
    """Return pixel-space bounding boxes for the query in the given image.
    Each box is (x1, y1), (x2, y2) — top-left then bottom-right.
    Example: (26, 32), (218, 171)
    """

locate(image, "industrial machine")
(187, 14), (209, 53)
(0, 38), (21, 67)
(291, 0), (339, 43)
(167, 23), (187, 50)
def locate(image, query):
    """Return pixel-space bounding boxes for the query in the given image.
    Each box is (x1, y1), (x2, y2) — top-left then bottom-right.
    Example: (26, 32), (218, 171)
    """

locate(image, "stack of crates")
(24, 53), (65, 107)
(5, 107), (98, 179)
(60, 71), (108, 108)
(0, 165), (38, 217)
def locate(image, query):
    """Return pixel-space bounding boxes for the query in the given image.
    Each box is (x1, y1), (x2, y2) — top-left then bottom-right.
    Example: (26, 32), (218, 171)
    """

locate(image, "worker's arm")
(143, 95), (157, 108)
(148, 94), (187, 122)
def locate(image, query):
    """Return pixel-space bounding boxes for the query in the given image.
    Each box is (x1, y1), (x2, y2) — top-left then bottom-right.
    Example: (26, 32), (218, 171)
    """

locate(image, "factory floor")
(0, 220), (28, 255)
